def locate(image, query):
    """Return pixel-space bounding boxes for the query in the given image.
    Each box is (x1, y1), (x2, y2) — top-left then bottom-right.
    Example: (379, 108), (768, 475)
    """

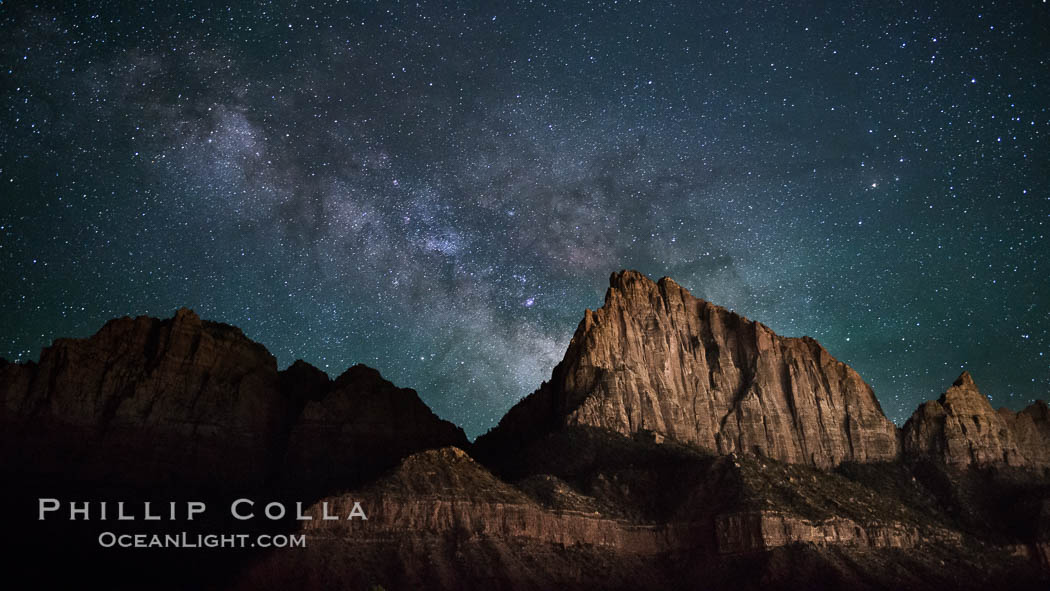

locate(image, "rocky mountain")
(902, 371), (1050, 471)
(3, 272), (1049, 590)
(476, 270), (899, 470)
(0, 308), (467, 492)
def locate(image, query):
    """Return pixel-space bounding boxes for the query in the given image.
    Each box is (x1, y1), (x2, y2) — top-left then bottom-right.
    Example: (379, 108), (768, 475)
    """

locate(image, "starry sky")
(2, 1), (1048, 438)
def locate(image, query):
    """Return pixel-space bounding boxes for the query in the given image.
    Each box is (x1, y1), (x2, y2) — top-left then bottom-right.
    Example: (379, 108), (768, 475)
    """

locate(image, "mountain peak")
(903, 372), (1038, 469)
(953, 370), (976, 389)
(1, 309), (467, 492)
(607, 268), (684, 290)
(173, 307), (200, 322)
(938, 370), (993, 412)
(610, 268), (646, 283)
(478, 271), (899, 469)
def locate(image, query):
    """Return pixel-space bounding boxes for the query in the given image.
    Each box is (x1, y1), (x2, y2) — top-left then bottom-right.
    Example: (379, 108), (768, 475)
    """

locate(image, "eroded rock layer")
(238, 447), (944, 591)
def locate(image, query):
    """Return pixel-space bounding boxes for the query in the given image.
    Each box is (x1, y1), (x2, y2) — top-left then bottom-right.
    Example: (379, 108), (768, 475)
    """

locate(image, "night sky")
(2, 2), (1048, 438)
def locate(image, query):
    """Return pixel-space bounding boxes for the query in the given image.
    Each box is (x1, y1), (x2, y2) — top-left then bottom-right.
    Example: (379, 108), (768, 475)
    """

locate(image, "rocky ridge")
(0, 308), (467, 492)
(240, 446), (951, 591)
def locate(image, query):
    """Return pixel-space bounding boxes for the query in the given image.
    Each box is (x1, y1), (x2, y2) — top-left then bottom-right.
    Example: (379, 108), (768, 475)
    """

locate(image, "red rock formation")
(1001, 401), (1050, 470)
(901, 372), (1049, 470)
(237, 446), (679, 590)
(296, 447), (681, 552)
(1, 309), (285, 488)
(478, 270), (899, 468)
(298, 447), (929, 554)
(0, 309), (465, 491)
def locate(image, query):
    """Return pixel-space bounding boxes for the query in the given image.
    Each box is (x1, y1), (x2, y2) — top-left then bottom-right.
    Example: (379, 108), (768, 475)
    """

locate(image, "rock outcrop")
(240, 441), (1009, 591)
(0, 309), (466, 491)
(282, 365), (470, 490)
(1001, 401), (1050, 471)
(902, 372), (1050, 470)
(477, 270), (899, 469)
(0, 309), (285, 488)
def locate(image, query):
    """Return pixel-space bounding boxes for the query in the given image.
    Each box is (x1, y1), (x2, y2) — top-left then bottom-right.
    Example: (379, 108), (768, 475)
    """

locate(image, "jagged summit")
(477, 270), (899, 469)
(953, 370), (976, 387)
(903, 371), (1050, 470)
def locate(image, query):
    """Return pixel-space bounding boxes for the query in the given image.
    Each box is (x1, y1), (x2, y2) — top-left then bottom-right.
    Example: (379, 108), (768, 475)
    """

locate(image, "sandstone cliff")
(477, 270), (899, 469)
(0, 309), (466, 491)
(902, 372), (1050, 471)
(1001, 401), (1050, 470)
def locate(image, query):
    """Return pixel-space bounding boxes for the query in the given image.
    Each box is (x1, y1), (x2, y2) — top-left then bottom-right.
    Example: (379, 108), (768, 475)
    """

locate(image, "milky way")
(2, 2), (1048, 437)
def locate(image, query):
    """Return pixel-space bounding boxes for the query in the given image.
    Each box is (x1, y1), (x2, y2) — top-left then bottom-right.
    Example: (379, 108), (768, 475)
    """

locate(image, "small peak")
(609, 269), (653, 289)
(953, 371), (976, 388)
(173, 307), (200, 322)
(939, 370), (992, 410)
(605, 270), (659, 305)
(396, 446), (480, 476)
(1020, 399), (1050, 419)
(604, 270), (649, 306)
(282, 359), (330, 381)
(333, 363), (384, 387)
(288, 359), (323, 373)
(280, 359), (331, 402)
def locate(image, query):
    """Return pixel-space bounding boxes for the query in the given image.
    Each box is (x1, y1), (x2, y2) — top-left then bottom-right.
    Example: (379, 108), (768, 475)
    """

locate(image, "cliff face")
(477, 270), (899, 469)
(902, 372), (1050, 471)
(1001, 401), (1050, 470)
(713, 511), (927, 554)
(0, 309), (466, 491)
